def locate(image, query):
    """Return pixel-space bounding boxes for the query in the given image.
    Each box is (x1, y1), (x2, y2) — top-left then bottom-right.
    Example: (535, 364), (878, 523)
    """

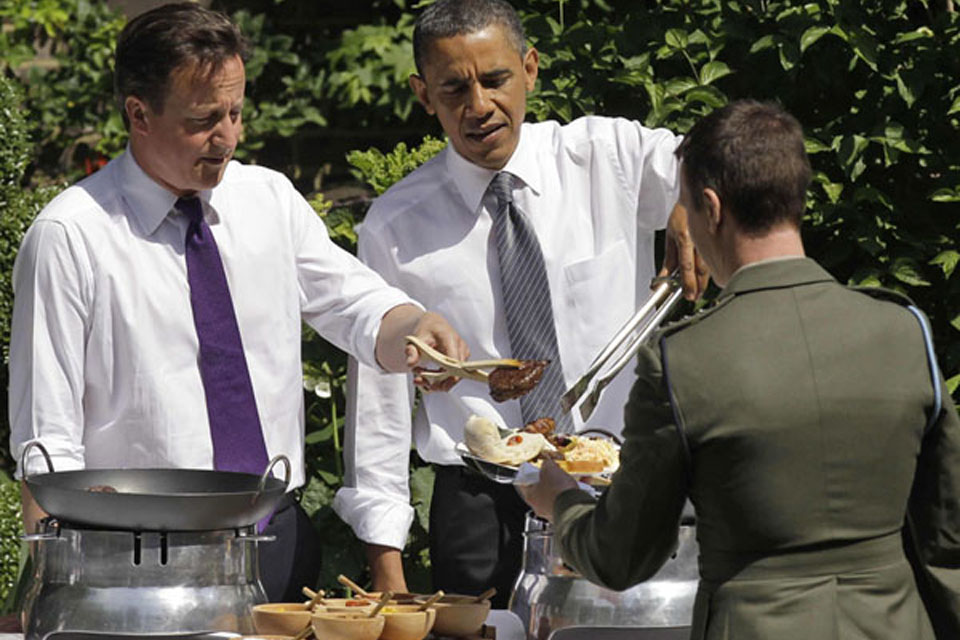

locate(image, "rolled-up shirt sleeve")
(10, 219), (90, 478)
(334, 356), (417, 549)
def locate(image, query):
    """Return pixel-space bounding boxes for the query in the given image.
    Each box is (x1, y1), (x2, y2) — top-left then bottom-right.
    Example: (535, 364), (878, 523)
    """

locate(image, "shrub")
(0, 472), (23, 614)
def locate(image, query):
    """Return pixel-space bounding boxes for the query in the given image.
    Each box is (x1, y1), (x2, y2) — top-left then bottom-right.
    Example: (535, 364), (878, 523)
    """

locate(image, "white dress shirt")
(334, 116), (682, 548)
(10, 149), (414, 489)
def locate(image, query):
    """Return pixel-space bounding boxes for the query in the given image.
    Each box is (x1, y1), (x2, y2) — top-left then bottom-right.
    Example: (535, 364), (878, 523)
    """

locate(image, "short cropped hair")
(413, 0), (526, 76)
(114, 2), (249, 129)
(676, 100), (812, 233)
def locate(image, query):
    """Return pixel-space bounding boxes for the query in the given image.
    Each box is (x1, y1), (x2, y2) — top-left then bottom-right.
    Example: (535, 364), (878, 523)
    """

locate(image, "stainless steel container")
(510, 513), (698, 640)
(21, 519), (268, 639)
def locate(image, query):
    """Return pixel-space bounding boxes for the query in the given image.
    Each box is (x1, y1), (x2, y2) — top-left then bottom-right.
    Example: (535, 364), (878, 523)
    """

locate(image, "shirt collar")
(115, 147), (219, 236)
(445, 123), (542, 214)
(717, 256), (835, 302)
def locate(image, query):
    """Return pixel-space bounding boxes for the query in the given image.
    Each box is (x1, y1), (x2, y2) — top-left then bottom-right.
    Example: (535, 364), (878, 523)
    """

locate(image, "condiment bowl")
(379, 604), (437, 640)
(417, 594), (491, 637)
(362, 591), (421, 604)
(310, 611), (385, 640)
(318, 597), (376, 613)
(251, 602), (312, 636)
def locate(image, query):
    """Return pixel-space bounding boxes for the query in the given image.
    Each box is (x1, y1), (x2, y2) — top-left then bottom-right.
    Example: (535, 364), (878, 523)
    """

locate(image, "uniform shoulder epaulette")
(847, 285), (916, 308)
(654, 294), (736, 341)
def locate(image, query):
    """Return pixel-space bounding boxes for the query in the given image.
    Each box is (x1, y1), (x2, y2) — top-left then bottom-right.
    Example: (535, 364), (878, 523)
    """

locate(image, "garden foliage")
(0, 0), (957, 610)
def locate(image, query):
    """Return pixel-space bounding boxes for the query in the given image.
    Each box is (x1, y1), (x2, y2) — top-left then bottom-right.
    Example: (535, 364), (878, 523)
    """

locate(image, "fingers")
(662, 203), (705, 301)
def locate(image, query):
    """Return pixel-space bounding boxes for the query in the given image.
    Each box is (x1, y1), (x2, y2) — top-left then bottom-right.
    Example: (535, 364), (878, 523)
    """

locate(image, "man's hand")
(661, 202), (709, 301)
(376, 305), (469, 391)
(515, 458), (579, 522)
(366, 544), (410, 593)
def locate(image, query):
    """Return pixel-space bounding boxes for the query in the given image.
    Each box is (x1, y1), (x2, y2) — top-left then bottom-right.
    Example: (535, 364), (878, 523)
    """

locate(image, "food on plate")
(463, 415), (620, 474)
(464, 415), (549, 466)
(488, 359), (549, 402)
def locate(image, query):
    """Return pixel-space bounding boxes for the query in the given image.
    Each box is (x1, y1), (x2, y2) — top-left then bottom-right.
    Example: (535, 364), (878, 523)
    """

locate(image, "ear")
(125, 96), (150, 135)
(703, 187), (723, 234)
(409, 74), (436, 116)
(522, 47), (539, 91)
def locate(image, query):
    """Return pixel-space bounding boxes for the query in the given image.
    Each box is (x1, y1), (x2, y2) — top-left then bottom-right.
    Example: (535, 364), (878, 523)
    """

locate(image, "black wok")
(22, 442), (290, 531)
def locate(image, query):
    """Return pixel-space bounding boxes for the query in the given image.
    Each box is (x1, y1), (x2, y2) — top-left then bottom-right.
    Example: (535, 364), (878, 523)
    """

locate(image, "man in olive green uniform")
(519, 100), (960, 639)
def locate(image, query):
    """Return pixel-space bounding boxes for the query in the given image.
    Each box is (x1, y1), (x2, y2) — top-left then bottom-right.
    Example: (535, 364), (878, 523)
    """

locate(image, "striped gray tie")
(489, 172), (573, 433)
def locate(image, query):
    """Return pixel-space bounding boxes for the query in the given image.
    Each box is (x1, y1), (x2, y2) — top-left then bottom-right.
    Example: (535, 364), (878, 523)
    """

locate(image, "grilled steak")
(488, 359), (549, 402)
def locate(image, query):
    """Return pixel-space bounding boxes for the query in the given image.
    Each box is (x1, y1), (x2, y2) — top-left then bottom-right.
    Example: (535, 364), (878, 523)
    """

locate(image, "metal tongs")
(405, 335), (524, 384)
(561, 270), (684, 421)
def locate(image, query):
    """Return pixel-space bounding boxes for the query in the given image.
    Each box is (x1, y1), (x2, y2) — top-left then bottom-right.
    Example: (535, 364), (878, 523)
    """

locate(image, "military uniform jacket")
(554, 257), (960, 640)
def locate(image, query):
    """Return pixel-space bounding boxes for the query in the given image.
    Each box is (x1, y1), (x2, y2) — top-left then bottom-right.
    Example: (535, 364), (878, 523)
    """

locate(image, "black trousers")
(429, 465), (529, 609)
(258, 494), (322, 602)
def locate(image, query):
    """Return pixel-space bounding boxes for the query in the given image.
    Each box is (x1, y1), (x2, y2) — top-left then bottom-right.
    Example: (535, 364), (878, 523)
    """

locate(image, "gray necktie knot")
(489, 172), (514, 209)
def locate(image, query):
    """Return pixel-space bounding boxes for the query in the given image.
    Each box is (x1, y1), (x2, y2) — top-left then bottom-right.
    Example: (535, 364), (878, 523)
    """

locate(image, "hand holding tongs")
(561, 270), (684, 422)
(405, 335), (524, 384)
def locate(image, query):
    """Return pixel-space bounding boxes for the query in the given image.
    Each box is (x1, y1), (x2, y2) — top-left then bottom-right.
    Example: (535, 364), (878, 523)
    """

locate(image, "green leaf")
(800, 26), (831, 53)
(317, 469), (339, 485)
(895, 72), (916, 107)
(947, 374), (959, 396)
(683, 86), (727, 108)
(822, 182), (844, 204)
(847, 27), (879, 71)
(890, 258), (931, 287)
(949, 95), (960, 116)
(750, 34), (776, 54)
(804, 137), (832, 154)
(778, 41), (800, 71)
(305, 423), (335, 444)
(931, 188), (960, 203)
(892, 27), (934, 45)
(699, 61), (731, 86)
(665, 28), (688, 49)
(410, 465), (435, 531)
(931, 251), (960, 278)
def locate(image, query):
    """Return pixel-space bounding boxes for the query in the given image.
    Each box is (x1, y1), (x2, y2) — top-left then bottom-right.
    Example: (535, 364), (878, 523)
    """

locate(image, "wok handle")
(254, 454), (291, 501)
(20, 441), (55, 478)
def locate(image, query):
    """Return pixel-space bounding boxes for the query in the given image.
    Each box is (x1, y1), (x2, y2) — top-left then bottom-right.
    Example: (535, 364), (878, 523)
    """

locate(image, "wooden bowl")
(310, 611), (385, 640)
(319, 598), (376, 613)
(361, 591), (421, 604)
(379, 605), (437, 640)
(420, 594), (491, 637)
(251, 603), (311, 636)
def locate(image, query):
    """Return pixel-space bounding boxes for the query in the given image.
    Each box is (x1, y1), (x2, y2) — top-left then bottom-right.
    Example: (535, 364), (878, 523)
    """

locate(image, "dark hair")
(676, 100), (812, 233)
(114, 2), (249, 129)
(413, 0), (526, 76)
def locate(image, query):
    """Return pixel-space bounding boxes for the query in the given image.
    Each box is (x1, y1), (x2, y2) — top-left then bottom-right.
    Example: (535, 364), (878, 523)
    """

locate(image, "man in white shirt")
(334, 0), (705, 606)
(9, 2), (465, 602)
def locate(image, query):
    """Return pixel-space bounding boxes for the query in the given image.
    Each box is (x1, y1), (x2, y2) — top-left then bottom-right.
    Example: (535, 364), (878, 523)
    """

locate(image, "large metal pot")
(510, 512), (699, 640)
(21, 442), (290, 531)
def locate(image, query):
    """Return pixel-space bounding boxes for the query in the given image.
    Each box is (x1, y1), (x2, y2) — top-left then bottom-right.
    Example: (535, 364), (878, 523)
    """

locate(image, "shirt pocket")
(559, 239), (635, 376)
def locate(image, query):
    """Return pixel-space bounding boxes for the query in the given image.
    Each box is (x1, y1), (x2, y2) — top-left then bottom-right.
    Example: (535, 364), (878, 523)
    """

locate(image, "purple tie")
(178, 197), (270, 476)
